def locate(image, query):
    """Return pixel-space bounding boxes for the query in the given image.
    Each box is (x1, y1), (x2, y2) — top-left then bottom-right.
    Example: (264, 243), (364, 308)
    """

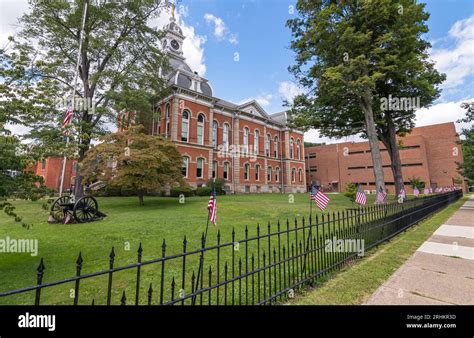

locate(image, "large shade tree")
(287, 0), (444, 194)
(0, 0), (171, 197)
(80, 125), (185, 205)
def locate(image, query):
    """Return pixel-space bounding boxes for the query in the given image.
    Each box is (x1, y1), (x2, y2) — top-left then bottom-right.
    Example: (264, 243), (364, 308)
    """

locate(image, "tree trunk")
(380, 116), (404, 196)
(73, 136), (91, 198)
(360, 94), (385, 191)
(138, 193), (144, 206)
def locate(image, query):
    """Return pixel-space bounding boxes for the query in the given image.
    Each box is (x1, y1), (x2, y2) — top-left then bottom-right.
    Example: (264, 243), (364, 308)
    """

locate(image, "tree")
(457, 102), (474, 182)
(287, 0), (444, 194)
(80, 125), (185, 205)
(0, 0), (171, 197)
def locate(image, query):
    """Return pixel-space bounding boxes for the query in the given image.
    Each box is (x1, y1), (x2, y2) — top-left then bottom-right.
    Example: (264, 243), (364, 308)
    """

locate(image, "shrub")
(344, 183), (357, 202)
(207, 178), (226, 195)
(170, 186), (195, 197)
(195, 186), (212, 196)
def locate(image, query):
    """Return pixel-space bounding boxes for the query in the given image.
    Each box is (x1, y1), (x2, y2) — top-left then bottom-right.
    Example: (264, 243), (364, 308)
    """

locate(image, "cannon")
(50, 195), (106, 223)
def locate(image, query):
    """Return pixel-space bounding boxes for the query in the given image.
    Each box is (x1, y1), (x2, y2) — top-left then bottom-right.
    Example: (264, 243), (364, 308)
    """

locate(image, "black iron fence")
(0, 190), (462, 305)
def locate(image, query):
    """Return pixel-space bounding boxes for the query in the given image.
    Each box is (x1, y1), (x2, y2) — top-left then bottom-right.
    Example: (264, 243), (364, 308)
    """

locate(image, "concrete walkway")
(365, 195), (474, 305)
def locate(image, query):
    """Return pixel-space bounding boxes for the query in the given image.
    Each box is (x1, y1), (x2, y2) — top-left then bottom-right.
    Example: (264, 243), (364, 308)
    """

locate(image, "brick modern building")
(147, 15), (306, 193)
(305, 122), (465, 194)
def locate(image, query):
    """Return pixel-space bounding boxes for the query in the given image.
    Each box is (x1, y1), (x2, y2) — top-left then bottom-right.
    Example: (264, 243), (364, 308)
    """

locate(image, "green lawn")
(288, 195), (470, 305)
(0, 192), (404, 305)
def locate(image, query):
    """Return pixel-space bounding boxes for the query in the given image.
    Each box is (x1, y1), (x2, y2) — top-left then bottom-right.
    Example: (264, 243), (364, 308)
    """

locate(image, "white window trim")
(255, 164), (260, 181)
(197, 157), (204, 178)
(244, 163), (250, 181)
(181, 110), (190, 143)
(182, 156), (189, 178)
(197, 114), (205, 145)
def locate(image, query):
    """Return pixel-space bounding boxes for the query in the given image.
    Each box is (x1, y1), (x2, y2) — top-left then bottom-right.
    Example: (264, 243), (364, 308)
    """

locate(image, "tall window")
(298, 168), (303, 182)
(267, 167), (272, 182)
(291, 168), (296, 182)
(165, 103), (170, 138)
(197, 158), (204, 178)
(153, 108), (161, 135)
(275, 167), (280, 182)
(212, 120), (218, 148)
(244, 163), (250, 180)
(290, 138), (294, 159)
(223, 162), (229, 180)
(197, 114), (205, 145)
(255, 164), (260, 181)
(41, 159), (46, 170)
(212, 160), (217, 179)
(243, 127), (249, 154)
(296, 139), (301, 160)
(274, 136), (279, 158)
(181, 110), (190, 142)
(182, 156), (189, 177)
(254, 129), (259, 154)
(223, 123), (229, 151)
(265, 134), (270, 156)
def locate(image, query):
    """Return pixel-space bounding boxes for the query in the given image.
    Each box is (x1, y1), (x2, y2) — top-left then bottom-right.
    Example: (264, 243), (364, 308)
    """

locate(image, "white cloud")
(0, 0), (30, 49)
(278, 81), (304, 104)
(239, 94), (274, 107)
(204, 13), (238, 44)
(415, 98), (473, 133)
(430, 15), (474, 89)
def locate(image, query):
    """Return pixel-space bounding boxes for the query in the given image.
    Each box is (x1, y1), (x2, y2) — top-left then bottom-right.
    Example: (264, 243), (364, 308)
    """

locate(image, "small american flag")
(355, 185), (367, 205)
(376, 186), (387, 204)
(310, 185), (330, 211)
(424, 187), (430, 195)
(207, 188), (217, 225)
(399, 188), (406, 199)
(413, 187), (420, 197)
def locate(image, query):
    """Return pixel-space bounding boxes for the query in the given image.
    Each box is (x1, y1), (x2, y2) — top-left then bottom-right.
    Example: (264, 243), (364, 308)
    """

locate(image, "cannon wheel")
(73, 196), (99, 223)
(50, 196), (72, 223)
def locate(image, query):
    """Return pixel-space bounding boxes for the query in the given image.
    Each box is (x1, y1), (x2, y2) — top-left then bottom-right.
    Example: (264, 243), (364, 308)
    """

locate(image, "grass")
(0, 192), (381, 305)
(288, 194), (469, 305)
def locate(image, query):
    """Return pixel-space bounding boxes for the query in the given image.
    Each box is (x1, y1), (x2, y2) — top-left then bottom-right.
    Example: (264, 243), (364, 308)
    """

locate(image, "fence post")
(74, 252), (83, 305)
(35, 258), (45, 306)
(106, 247), (115, 306)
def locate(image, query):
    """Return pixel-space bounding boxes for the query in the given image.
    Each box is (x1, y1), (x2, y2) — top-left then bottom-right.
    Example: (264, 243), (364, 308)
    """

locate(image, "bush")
(170, 186), (195, 197)
(195, 186), (212, 196)
(344, 183), (358, 202)
(207, 178), (227, 195)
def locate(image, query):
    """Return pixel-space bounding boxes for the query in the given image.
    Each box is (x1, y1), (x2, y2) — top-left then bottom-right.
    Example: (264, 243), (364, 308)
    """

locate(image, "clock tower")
(162, 15), (185, 60)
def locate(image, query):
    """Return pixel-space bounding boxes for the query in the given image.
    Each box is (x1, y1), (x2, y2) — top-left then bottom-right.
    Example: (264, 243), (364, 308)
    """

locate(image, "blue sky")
(1, 0), (473, 141)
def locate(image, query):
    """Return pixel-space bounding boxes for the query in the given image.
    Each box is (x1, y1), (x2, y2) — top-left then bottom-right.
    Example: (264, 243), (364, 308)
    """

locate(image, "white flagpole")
(59, 1), (88, 197)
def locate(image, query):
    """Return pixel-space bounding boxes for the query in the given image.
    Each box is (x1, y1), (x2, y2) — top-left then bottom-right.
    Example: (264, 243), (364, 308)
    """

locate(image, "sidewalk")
(365, 195), (474, 305)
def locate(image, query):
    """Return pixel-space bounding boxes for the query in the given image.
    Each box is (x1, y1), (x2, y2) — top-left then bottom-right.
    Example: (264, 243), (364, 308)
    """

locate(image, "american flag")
(355, 185), (367, 205)
(399, 188), (406, 199)
(413, 187), (420, 197)
(424, 187), (430, 195)
(207, 188), (217, 225)
(376, 186), (387, 204)
(62, 110), (73, 128)
(310, 185), (330, 211)
(429, 187), (433, 194)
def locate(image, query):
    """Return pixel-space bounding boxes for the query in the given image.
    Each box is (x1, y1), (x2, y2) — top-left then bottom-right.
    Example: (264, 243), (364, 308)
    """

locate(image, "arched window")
(296, 139), (301, 160)
(291, 168), (296, 182)
(265, 134), (271, 157)
(197, 157), (204, 178)
(255, 164), (260, 181)
(290, 138), (294, 159)
(182, 156), (189, 177)
(244, 163), (250, 180)
(298, 168), (303, 182)
(274, 136), (279, 158)
(243, 127), (249, 154)
(254, 129), (259, 154)
(212, 160), (218, 179)
(267, 166), (272, 182)
(197, 114), (205, 145)
(181, 110), (190, 142)
(153, 108), (161, 135)
(223, 123), (229, 151)
(275, 167), (280, 182)
(223, 162), (229, 180)
(165, 103), (170, 138)
(212, 120), (218, 148)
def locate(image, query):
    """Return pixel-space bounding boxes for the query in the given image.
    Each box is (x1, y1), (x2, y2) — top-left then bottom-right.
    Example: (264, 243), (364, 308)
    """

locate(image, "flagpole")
(59, 1), (88, 197)
(192, 178), (215, 305)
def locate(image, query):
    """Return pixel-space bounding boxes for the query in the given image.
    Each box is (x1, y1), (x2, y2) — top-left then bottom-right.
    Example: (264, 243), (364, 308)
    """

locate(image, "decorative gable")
(237, 100), (269, 120)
